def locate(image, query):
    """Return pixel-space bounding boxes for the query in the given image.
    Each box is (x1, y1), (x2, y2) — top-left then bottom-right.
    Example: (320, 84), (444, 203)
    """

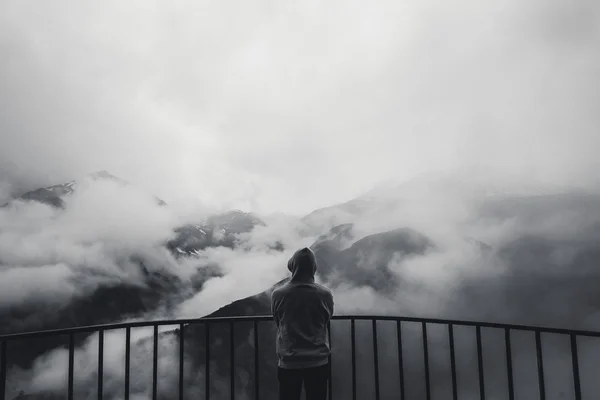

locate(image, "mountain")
(475, 191), (600, 224)
(16, 181), (74, 208)
(167, 210), (266, 256)
(9, 171), (266, 256)
(198, 224), (435, 321)
(302, 172), (584, 233)
(10, 171), (145, 208)
(301, 197), (375, 233)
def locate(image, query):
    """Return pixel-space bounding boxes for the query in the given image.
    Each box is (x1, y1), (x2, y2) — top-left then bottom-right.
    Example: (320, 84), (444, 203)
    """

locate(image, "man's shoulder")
(274, 282), (331, 294)
(313, 282), (333, 298)
(271, 285), (284, 298)
(271, 283), (292, 299)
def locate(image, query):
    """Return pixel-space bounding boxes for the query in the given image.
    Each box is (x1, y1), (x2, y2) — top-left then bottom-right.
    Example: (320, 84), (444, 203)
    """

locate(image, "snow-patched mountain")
(12, 170), (166, 208)
(11, 172), (265, 255)
(168, 210), (266, 256)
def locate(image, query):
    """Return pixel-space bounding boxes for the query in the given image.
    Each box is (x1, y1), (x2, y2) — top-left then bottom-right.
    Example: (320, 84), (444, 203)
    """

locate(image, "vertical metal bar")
(448, 324), (458, 400)
(351, 319), (357, 400)
(535, 331), (546, 400)
(422, 322), (431, 400)
(396, 321), (404, 400)
(98, 330), (104, 400)
(0, 340), (7, 400)
(125, 327), (131, 400)
(68, 333), (75, 400)
(570, 334), (582, 400)
(152, 325), (159, 400)
(328, 321), (332, 400)
(206, 322), (210, 400)
(230, 321), (235, 400)
(179, 324), (184, 400)
(373, 319), (380, 400)
(505, 328), (515, 400)
(476, 326), (485, 400)
(253, 320), (259, 400)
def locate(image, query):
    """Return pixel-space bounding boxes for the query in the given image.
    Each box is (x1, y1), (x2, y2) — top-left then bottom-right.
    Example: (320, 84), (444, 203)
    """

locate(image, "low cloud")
(0, 179), (187, 329)
(177, 225), (312, 318)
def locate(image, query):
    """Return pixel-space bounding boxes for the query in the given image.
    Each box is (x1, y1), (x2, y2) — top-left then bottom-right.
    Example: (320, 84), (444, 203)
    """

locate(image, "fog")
(0, 179), (176, 313)
(2, 0), (600, 214)
(0, 178), (312, 335)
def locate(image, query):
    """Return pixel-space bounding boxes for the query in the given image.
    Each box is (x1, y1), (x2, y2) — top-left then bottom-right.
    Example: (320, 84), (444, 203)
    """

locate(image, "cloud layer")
(2, 0), (599, 213)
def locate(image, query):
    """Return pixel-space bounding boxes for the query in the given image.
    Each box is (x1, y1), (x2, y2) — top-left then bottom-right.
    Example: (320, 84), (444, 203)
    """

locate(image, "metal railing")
(1, 315), (598, 399)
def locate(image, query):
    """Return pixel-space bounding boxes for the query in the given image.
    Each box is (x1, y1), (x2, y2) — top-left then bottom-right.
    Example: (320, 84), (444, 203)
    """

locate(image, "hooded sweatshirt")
(271, 247), (334, 369)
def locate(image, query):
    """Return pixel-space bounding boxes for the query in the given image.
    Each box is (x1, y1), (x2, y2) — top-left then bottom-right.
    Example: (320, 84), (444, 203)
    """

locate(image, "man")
(271, 247), (335, 400)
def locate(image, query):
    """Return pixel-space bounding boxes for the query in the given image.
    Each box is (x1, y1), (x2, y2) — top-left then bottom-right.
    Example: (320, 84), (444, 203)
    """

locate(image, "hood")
(287, 247), (317, 283)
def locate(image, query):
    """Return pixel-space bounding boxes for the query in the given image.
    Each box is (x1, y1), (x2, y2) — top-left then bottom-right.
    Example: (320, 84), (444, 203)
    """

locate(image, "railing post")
(476, 326), (485, 400)
(2, 315), (600, 400)
(448, 324), (458, 400)
(422, 322), (431, 400)
(372, 319), (380, 400)
(179, 324), (184, 400)
(68, 333), (74, 400)
(328, 321), (332, 400)
(535, 331), (546, 400)
(98, 330), (104, 400)
(230, 321), (235, 400)
(504, 328), (514, 400)
(351, 319), (357, 400)
(396, 321), (405, 400)
(253, 320), (259, 400)
(0, 340), (6, 400)
(205, 322), (210, 400)
(124, 327), (131, 400)
(152, 325), (159, 400)
(570, 334), (582, 400)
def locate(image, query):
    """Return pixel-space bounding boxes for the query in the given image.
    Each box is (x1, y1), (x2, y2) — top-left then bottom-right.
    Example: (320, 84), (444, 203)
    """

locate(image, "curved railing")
(1, 315), (597, 400)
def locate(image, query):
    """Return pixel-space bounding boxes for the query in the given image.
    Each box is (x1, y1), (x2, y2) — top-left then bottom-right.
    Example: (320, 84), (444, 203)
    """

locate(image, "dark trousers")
(277, 363), (329, 400)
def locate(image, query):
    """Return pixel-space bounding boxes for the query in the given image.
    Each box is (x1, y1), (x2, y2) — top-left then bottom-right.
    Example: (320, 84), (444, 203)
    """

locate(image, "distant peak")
(88, 170), (117, 179)
(86, 170), (129, 185)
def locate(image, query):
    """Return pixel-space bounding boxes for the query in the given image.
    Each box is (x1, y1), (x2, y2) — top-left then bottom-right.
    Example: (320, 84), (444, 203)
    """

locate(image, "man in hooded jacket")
(271, 247), (334, 400)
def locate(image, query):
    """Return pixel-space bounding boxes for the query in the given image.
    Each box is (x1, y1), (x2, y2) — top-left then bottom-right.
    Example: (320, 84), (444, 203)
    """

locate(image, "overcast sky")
(1, 0), (599, 214)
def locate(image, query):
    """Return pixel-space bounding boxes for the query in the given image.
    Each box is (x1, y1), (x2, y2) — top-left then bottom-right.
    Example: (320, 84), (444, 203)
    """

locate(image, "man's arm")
(325, 290), (334, 319)
(329, 292), (334, 318)
(271, 290), (279, 327)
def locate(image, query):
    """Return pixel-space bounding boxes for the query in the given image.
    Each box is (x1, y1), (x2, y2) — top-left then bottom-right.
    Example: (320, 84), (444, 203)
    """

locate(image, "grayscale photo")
(1, 0), (599, 399)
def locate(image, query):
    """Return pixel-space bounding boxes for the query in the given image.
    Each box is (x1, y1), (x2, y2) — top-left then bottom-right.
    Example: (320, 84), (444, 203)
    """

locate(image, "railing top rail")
(2, 314), (600, 341)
